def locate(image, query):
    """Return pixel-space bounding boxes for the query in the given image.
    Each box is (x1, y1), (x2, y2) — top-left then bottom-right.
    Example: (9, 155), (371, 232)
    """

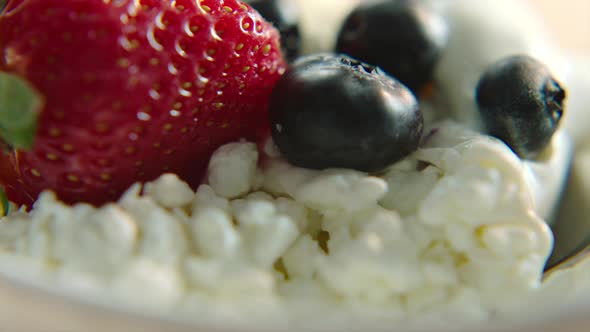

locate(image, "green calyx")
(0, 72), (43, 150)
(0, 72), (40, 215)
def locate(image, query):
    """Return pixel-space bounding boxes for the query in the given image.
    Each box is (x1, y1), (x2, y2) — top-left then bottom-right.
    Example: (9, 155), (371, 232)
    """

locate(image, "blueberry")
(335, 0), (447, 94)
(476, 55), (566, 159)
(245, 0), (300, 61)
(269, 53), (424, 172)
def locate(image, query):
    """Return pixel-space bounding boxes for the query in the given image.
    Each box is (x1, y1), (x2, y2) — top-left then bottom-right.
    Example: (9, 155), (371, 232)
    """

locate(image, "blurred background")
(531, 0), (590, 53)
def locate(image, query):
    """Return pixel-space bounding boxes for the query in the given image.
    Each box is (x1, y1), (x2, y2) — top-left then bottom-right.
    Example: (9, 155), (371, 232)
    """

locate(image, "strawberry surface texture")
(0, 0), (286, 207)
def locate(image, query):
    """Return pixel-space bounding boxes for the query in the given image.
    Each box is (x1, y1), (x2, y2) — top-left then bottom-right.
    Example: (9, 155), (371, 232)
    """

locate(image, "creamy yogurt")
(431, 0), (565, 130)
(524, 131), (572, 224)
(295, 0), (363, 54)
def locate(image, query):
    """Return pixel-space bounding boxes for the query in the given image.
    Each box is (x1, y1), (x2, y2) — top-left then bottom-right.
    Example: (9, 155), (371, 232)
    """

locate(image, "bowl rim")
(0, 261), (589, 332)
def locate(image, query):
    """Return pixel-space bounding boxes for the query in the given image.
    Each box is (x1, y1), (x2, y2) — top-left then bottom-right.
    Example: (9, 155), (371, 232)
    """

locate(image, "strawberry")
(0, 0), (286, 208)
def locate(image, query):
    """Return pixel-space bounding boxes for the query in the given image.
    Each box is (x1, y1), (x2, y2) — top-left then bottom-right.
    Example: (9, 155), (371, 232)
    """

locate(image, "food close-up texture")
(0, 0), (589, 332)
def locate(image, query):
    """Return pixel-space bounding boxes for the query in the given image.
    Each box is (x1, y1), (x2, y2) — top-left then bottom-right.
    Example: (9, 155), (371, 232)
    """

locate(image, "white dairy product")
(524, 131), (572, 223)
(0, 121), (572, 322)
(431, 0), (565, 130)
(296, 0), (363, 54)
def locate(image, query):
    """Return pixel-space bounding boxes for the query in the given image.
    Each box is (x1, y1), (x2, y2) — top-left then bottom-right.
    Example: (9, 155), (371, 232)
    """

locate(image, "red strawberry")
(0, 0), (286, 208)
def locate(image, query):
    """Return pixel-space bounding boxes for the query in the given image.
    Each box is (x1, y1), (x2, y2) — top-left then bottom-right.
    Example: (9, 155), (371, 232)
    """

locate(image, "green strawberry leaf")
(0, 188), (8, 216)
(0, 72), (43, 150)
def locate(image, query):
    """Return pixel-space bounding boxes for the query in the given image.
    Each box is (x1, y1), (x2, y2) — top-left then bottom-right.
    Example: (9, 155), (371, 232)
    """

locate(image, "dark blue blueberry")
(476, 55), (566, 159)
(269, 53), (424, 172)
(245, 0), (300, 61)
(335, 0), (447, 95)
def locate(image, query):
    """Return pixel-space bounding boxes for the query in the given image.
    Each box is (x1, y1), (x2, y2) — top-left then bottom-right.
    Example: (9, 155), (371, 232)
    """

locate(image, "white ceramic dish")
(0, 265), (588, 332)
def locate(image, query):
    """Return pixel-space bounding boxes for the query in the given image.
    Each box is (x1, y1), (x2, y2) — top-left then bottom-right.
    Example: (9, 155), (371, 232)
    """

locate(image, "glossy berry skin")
(476, 55), (566, 159)
(335, 0), (447, 94)
(245, 0), (300, 61)
(0, 0), (286, 207)
(269, 53), (423, 173)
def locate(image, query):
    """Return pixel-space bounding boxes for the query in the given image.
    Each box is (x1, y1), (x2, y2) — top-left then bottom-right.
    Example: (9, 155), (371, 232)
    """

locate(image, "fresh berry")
(335, 0), (447, 94)
(0, 0), (286, 207)
(269, 53), (423, 172)
(476, 55), (566, 159)
(245, 0), (300, 61)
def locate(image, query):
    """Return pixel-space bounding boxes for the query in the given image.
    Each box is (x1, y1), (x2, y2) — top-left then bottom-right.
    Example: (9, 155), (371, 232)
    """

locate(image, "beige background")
(530, 0), (590, 52)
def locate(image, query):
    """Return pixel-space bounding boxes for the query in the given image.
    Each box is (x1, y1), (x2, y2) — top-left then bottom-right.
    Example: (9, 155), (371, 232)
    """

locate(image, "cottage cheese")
(0, 120), (572, 322)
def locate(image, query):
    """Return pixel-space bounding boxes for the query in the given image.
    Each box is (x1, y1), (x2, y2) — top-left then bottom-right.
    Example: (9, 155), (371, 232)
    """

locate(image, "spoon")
(544, 235), (590, 277)
(543, 157), (590, 276)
